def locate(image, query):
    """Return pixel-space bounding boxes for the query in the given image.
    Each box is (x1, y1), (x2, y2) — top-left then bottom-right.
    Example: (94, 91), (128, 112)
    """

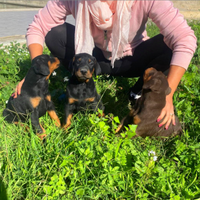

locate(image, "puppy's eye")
(88, 59), (94, 65)
(75, 58), (82, 65)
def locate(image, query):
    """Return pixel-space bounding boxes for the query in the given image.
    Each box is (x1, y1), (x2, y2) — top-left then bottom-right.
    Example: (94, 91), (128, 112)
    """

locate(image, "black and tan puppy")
(3, 54), (61, 140)
(116, 67), (182, 137)
(63, 53), (104, 129)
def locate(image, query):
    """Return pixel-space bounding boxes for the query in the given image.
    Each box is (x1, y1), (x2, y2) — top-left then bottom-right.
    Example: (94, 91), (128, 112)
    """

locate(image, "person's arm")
(26, 0), (71, 49)
(146, 0), (197, 127)
(157, 65), (185, 129)
(28, 43), (43, 60)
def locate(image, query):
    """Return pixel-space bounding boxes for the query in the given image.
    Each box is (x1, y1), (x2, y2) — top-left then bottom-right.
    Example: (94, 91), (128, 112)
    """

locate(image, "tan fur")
(45, 95), (51, 102)
(30, 97), (41, 108)
(115, 117), (126, 133)
(63, 114), (73, 129)
(85, 97), (95, 102)
(37, 133), (47, 140)
(75, 69), (93, 80)
(36, 124), (46, 140)
(133, 115), (141, 125)
(143, 67), (154, 82)
(68, 98), (78, 104)
(46, 57), (60, 80)
(47, 110), (61, 127)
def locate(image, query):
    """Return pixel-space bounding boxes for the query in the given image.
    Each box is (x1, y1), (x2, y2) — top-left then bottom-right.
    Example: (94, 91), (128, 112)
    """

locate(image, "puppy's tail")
(115, 114), (134, 134)
(115, 109), (140, 134)
(115, 117), (127, 134)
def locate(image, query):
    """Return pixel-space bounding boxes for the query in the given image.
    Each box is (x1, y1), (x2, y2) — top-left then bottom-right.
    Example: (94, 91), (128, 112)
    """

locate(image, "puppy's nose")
(80, 69), (87, 75)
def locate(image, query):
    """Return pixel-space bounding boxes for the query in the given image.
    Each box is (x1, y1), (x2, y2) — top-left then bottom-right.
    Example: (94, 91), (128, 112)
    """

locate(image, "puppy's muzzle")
(80, 68), (88, 75)
(75, 66), (93, 82)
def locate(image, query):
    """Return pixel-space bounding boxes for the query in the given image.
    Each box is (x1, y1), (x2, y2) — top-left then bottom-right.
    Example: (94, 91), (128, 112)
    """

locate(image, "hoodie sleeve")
(26, 0), (72, 47)
(147, 0), (197, 70)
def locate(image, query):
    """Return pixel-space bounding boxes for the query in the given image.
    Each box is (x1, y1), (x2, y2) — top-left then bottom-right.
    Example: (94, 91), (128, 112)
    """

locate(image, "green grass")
(0, 21), (200, 199)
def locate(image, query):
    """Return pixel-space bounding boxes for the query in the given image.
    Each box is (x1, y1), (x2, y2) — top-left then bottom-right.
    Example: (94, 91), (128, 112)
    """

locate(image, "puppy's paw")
(54, 119), (61, 127)
(62, 123), (71, 131)
(97, 112), (105, 118)
(37, 133), (47, 141)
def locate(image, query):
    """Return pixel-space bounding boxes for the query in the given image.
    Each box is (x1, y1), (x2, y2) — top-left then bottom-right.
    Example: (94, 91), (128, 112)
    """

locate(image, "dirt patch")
(172, 0), (200, 19)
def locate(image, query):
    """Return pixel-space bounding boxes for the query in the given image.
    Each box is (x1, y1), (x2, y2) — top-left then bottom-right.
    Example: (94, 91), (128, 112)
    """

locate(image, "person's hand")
(157, 94), (176, 129)
(12, 78), (25, 98)
(157, 65), (185, 129)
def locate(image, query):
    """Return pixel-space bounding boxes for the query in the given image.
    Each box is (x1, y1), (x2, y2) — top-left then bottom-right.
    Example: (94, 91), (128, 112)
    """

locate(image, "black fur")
(63, 53), (104, 129)
(3, 55), (61, 137)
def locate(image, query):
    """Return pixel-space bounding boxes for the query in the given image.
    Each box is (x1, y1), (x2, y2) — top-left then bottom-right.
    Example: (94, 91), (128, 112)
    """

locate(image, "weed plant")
(0, 21), (200, 199)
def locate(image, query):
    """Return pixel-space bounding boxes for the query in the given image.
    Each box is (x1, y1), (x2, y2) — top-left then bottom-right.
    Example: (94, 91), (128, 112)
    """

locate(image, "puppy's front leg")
(31, 108), (46, 140)
(45, 95), (61, 127)
(62, 103), (73, 130)
(88, 95), (104, 117)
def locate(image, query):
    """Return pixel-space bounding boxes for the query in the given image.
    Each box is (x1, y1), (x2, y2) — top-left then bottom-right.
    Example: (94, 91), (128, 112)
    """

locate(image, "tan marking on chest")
(45, 95), (51, 102)
(85, 78), (90, 83)
(30, 97), (41, 108)
(85, 97), (95, 102)
(68, 98), (78, 104)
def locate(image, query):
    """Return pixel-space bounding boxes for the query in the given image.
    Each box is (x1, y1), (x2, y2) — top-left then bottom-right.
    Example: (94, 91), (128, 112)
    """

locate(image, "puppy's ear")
(32, 55), (50, 75)
(94, 60), (101, 76)
(165, 86), (171, 95)
(32, 63), (50, 76)
(143, 78), (161, 93)
(68, 56), (75, 74)
(143, 67), (157, 82)
(143, 78), (155, 90)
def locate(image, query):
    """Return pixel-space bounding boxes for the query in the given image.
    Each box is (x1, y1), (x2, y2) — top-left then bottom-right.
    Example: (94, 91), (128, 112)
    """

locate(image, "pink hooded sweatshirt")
(26, 0), (197, 70)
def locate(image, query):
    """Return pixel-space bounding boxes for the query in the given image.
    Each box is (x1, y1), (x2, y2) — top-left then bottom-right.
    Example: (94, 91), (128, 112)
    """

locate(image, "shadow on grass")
(0, 178), (7, 200)
(98, 76), (137, 119)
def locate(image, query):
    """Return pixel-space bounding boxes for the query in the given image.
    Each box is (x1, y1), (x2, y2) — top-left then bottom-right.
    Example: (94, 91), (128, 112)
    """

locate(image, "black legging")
(45, 22), (172, 93)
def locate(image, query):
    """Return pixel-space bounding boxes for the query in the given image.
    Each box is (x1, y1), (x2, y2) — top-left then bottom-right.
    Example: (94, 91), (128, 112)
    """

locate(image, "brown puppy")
(116, 67), (182, 137)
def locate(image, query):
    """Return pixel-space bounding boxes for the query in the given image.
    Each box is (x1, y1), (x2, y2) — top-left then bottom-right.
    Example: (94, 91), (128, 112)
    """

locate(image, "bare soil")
(172, 0), (200, 19)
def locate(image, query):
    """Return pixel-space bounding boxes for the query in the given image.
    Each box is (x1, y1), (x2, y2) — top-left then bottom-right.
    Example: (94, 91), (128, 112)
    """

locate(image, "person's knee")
(45, 23), (68, 48)
(45, 23), (75, 64)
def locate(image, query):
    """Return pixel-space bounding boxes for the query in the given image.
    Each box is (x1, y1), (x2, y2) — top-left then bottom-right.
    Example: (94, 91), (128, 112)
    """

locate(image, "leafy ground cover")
(0, 21), (200, 200)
